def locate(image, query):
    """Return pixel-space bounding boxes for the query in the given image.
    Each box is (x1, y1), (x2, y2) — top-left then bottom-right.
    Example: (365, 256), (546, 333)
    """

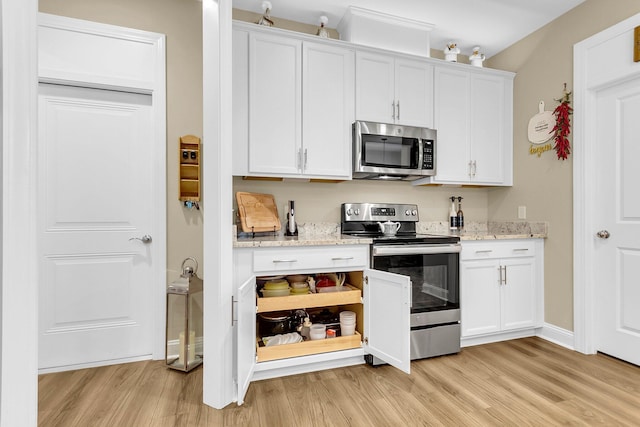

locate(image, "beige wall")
(486, 0), (640, 330)
(40, 0), (640, 331)
(39, 0), (204, 281)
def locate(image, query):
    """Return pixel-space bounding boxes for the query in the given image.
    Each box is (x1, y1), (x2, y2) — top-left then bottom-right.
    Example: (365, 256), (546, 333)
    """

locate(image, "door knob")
(596, 230), (610, 239)
(129, 234), (153, 243)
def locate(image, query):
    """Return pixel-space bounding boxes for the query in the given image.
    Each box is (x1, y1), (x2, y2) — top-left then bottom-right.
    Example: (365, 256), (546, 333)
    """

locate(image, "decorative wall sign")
(528, 101), (554, 157)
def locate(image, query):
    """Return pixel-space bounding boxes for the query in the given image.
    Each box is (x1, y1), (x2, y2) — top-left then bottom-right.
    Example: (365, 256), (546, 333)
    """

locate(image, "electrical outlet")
(518, 206), (527, 219)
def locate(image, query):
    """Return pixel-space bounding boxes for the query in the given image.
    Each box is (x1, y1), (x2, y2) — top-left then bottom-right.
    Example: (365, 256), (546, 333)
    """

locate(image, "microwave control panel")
(423, 140), (434, 169)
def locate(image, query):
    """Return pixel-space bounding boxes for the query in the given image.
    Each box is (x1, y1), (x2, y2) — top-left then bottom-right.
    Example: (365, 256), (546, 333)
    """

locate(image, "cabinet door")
(364, 269), (411, 374)
(236, 275), (257, 405)
(232, 29), (249, 176)
(248, 33), (301, 175)
(470, 73), (506, 184)
(432, 67), (471, 183)
(303, 42), (354, 179)
(501, 257), (537, 331)
(355, 51), (395, 123)
(460, 259), (501, 337)
(395, 58), (433, 128)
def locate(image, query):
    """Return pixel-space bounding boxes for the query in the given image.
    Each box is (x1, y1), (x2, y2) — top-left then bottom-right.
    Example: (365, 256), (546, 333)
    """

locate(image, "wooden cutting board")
(236, 192), (281, 233)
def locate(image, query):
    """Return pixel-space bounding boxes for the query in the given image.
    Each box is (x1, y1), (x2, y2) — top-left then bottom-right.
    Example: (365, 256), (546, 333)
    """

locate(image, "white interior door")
(594, 77), (640, 366)
(38, 83), (156, 371)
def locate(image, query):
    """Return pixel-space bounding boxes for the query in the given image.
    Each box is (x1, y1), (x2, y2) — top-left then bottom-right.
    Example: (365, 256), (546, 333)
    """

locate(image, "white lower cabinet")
(460, 240), (543, 344)
(234, 245), (411, 405)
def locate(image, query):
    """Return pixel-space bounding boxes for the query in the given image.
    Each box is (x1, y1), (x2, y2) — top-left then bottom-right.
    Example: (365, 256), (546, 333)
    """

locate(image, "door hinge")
(364, 275), (368, 285)
(364, 337), (369, 345)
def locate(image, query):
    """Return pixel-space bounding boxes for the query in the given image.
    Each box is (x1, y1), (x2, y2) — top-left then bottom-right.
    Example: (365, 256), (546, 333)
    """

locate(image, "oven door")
(372, 244), (460, 314)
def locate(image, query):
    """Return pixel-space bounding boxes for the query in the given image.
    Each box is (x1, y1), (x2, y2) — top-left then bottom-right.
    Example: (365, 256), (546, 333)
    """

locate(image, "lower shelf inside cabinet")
(256, 331), (362, 362)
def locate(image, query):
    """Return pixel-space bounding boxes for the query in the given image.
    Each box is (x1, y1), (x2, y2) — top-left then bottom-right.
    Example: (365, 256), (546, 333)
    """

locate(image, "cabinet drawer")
(257, 331), (362, 362)
(461, 240), (536, 260)
(253, 246), (368, 273)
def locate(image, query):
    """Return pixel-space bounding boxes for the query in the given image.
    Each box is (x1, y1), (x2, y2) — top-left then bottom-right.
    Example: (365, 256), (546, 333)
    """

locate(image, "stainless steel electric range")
(341, 202), (461, 362)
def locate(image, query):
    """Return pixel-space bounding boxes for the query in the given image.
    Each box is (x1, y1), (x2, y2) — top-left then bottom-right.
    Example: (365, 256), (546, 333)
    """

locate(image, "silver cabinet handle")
(513, 248), (529, 252)
(396, 101), (400, 120)
(304, 148), (308, 171)
(596, 230), (610, 239)
(272, 259), (298, 263)
(331, 256), (354, 261)
(475, 250), (493, 254)
(129, 234), (152, 243)
(297, 148), (302, 171)
(468, 161), (473, 178)
(472, 160), (477, 177)
(498, 265), (507, 285)
(392, 101), (396, 120)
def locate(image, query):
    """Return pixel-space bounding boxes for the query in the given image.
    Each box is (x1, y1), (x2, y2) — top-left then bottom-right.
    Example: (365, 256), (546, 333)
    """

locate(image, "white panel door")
(470, 73), (505, 184)
(433, 67), (470, 183)
(395, 58), (433, 128)
(248, 33), (301, 175)
(355, 51), (395, 123)
(236, 275), (257, 406)
(38, 83), (155, 370)
(595, 78), (640, 366)
(460, 259), (501, 337)
(501, 258), (536, 331)
(364, 269), (411, 374)
(302, 42), (354, 179)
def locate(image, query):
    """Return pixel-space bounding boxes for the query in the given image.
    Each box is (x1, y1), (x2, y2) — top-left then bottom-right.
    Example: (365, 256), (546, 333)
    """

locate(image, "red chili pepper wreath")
(552, 85), (573, 160)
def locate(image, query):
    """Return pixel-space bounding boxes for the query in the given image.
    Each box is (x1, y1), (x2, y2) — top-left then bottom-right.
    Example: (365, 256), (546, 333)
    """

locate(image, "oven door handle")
(372, 243), (462, 256)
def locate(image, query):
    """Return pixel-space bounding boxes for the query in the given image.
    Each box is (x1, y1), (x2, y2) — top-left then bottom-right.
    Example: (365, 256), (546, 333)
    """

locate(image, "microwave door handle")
(417, 140), (424, 171)
(373, 244), (462, 257)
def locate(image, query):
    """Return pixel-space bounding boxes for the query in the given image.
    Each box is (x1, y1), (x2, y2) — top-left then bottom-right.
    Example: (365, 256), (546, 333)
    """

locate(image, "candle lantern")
(166, 257), (203, 372)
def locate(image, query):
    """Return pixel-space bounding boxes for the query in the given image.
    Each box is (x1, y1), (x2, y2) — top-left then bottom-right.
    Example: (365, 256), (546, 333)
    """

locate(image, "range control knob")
(411, 209), (417, 216)
(354, 209), (360, 216)
(405, 210), (411, 216)
(346, 208), (353, 216)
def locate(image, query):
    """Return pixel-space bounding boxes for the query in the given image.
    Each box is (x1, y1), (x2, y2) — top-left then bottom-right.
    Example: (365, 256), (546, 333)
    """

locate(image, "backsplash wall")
(233, 177), (489, 227)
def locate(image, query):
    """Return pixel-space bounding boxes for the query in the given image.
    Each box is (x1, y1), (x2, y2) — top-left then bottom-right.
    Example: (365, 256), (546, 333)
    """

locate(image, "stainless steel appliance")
(352, 121), (436, 180)
(341, 202), (461, 363)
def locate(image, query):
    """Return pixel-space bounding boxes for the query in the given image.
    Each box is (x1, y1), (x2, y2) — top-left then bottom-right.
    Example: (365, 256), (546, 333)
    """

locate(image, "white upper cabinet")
(232, 24), (354, 179)
(248, 32), (302, 175)
(414, 65), (514, 186)
(355, 51), (433, 128)
(302, 42), (354, 178)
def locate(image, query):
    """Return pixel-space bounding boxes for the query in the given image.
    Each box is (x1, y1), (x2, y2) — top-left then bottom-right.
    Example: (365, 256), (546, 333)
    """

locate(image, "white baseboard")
(537, 323), (575, 350)
(38, 354), (155, 375)
(461, 328), (537, 348)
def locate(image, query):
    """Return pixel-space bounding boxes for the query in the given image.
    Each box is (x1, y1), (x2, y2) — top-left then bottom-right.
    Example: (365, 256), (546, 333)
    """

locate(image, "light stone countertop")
(233, 221), (547, 248)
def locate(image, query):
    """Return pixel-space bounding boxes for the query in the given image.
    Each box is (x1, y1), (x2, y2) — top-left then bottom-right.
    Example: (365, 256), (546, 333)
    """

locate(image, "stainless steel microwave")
(352, 121), (436, 181)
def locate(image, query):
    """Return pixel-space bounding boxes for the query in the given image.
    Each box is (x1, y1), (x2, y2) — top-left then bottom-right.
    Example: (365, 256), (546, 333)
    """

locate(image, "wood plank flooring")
(38, 337), (640, 426)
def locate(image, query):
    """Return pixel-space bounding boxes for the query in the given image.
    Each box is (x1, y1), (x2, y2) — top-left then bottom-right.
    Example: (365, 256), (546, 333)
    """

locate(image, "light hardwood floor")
(38, 337), (640, 426)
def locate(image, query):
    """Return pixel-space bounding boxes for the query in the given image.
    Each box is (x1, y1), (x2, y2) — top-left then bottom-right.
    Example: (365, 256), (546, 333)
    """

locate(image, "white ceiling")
(233, 0), (586, 58)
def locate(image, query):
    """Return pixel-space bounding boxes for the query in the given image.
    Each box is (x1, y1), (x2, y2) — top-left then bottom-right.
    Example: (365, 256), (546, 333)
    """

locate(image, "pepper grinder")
(285, 200), (298, 236)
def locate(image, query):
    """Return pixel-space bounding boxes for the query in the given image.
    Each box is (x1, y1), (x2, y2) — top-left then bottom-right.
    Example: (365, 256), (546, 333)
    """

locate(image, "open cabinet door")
(236, 275), (256, 405)
(363, 269), (411, 374)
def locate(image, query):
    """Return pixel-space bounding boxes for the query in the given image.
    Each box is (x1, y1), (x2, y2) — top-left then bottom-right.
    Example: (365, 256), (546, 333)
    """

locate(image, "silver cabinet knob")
(129, 234), (152, 243)
(596, 230), (610, 239)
